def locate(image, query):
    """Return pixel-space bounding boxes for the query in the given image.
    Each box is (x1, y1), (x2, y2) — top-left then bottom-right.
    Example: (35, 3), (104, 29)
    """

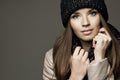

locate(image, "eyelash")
(89, 11), (98, 16)
(71, 10), (98, 19)
(71, 15), (80, 19)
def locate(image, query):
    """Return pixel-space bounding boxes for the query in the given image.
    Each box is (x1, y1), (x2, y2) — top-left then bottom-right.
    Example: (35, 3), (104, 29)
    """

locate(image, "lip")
(81, 29), (93, 35)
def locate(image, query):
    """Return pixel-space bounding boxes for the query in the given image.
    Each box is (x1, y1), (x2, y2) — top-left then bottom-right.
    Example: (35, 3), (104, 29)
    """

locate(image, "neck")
(80, 40), (92, 51)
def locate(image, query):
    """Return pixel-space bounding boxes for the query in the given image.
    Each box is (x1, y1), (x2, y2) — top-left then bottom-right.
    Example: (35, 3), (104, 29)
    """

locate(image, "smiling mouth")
(81, 29), (93, 35)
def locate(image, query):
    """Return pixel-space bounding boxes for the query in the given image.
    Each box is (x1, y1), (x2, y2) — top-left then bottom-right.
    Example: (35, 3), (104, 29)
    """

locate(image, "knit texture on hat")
(61, 0), (109, 27)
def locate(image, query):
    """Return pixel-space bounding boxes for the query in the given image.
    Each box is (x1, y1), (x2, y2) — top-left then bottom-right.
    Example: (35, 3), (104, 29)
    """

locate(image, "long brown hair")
(100, 15), (120, 79)
(53, 15), (120, 80)
(53, 23), (72, 80)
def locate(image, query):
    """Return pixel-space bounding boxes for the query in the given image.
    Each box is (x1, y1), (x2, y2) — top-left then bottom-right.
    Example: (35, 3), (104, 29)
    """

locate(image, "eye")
(71, 14), (80, 19)
(89, 11), (98, 16)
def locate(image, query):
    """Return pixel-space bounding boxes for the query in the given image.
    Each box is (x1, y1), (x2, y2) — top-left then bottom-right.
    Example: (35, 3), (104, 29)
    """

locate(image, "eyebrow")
(88, 9), (98, 12)
(72, 8), (97, 15)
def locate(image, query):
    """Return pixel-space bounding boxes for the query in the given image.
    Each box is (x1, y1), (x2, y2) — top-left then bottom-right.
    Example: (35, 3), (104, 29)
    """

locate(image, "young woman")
(43, 0), (120, 80)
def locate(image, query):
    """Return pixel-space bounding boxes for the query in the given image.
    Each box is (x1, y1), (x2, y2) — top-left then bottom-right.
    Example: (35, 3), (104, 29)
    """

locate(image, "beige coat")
(43, 49), (114, 80)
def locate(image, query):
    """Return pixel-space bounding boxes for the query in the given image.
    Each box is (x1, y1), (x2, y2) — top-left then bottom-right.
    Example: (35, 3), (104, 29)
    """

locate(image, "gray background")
(0, 0), (120, 80)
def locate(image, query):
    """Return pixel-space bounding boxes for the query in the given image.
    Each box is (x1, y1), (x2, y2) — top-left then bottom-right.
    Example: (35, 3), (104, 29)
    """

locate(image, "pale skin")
(69, 8), (112, 80)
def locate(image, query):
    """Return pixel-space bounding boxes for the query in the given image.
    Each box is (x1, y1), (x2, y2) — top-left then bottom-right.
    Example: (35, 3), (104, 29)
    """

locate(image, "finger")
(86, 59), (90, 65)
(82, 51), (88, 62)
(93, 35), (102, 48)
(95, 33), (108, 42)
(92, 35), (99, 48)
(98, 33), (106, 37)
(99, 28), (110, 37)
(78, 49), (85, 59)
(92, 38), (96, 48)
(73, 46), (81, 57)
(97, 33), (108, 40)
(97, 33), (111, 42)
(99, 28), (105, 33)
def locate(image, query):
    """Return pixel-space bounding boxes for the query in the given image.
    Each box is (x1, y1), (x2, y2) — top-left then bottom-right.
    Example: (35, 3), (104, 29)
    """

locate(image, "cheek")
(71, 24), (81, 35)
(90, 17), (101, 28)
(70, 20), (81, 30)
(70, 23), (81, 37)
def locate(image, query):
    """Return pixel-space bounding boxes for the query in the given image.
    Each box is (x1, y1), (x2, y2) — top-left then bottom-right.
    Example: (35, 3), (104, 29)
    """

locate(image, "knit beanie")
(61, 0), (109, 27)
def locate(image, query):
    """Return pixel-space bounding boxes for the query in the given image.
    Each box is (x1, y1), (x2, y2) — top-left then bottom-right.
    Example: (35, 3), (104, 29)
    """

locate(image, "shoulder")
(43, 48), (56, 79)
(44, 48), (54, 66)
(45, 48), (53, 60)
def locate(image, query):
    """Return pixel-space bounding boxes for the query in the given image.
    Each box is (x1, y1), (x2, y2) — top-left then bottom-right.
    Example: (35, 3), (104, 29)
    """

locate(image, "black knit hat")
(61, 0), (109, 27)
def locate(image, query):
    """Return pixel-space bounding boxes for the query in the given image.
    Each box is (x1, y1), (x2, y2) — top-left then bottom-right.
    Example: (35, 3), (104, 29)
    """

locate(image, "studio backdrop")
(0, 0), (120, 80)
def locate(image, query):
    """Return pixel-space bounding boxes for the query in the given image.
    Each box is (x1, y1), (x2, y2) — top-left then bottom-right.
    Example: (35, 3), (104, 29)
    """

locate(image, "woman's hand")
(69, 47), (89, 80)
(93, 27), (112, 62)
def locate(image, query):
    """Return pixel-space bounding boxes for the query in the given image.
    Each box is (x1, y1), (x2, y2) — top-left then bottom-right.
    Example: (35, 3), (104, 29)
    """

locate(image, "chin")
(81, 36), (94, 41)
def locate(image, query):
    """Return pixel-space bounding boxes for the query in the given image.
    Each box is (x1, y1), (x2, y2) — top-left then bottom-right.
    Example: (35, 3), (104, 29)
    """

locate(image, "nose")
(82, 16), (90, 27)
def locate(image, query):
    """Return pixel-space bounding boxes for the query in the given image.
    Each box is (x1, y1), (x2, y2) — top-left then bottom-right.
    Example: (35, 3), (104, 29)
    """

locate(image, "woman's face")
(70, 8), (101, 41)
